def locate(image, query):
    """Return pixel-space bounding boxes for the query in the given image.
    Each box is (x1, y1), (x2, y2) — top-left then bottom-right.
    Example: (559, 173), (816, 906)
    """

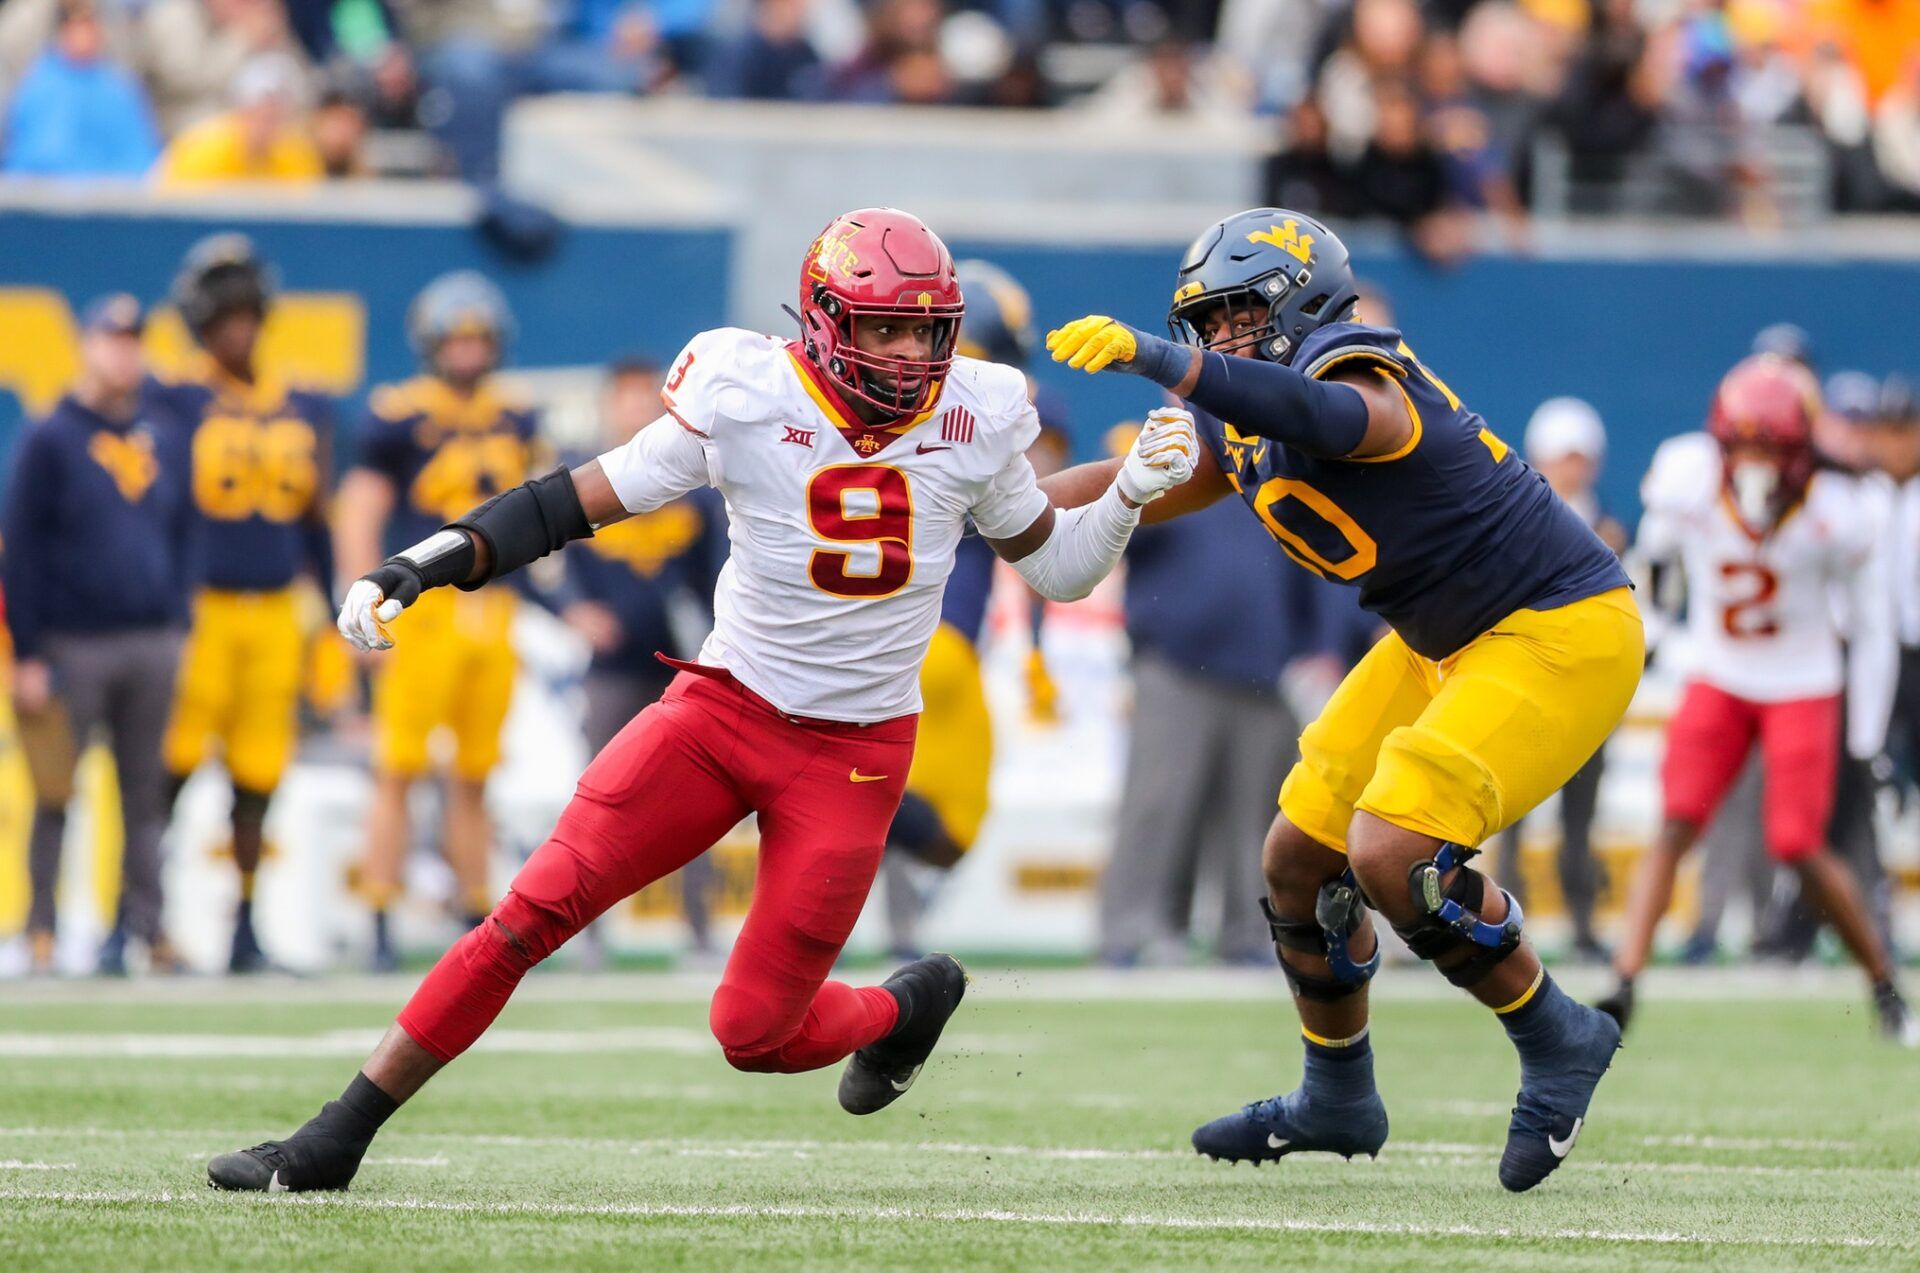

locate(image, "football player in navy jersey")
(1043, 208), (1643, 1192)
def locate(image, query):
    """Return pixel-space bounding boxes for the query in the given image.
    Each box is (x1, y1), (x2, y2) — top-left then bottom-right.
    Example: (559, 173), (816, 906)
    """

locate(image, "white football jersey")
(597, 327), (1047, 722)
(1638, 432), (1896, 756)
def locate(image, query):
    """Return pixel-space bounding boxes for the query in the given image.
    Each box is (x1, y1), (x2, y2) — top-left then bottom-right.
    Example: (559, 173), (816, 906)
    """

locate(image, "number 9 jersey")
(598, 327), (1048, 723)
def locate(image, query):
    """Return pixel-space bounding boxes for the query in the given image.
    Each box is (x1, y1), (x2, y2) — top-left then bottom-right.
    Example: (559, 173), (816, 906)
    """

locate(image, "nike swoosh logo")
(1548, 1117), (1583, 1159)
(916, 443), (951, 454)
(1267, 1134), (1289, 1150)
(891, 1064), (924, 1092)
(849, 770), (889, 783)
(268, 1169), (288, 1193)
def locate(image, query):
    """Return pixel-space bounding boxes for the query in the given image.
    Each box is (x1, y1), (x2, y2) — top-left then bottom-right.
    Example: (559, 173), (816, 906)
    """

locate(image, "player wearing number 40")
(206, 208), (1198, 1194)
(333, 271), (539, 972)
(145, 235), (337, 977)
(1040, 208), (1643, 1193)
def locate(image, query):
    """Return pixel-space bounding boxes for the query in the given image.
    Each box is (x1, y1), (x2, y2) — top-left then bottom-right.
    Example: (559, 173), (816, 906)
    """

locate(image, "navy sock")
(1301, 1031), (1376, 1106)
(1498, 973), (1582, 1064)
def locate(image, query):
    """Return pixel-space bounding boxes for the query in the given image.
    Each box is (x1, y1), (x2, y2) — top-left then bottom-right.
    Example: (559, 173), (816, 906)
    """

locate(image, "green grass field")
(2, 968), (1915, 1270)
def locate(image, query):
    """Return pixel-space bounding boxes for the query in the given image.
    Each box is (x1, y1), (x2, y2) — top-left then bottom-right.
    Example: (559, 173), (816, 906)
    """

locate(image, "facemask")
(1731, 459), (1780, 527)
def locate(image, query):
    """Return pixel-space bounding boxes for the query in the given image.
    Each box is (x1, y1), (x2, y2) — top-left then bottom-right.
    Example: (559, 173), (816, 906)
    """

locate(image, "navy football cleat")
(1192, 1088), (1389, 1165)
(838, 953), (967, 1115)
(1499, 1000), (1621, 1192)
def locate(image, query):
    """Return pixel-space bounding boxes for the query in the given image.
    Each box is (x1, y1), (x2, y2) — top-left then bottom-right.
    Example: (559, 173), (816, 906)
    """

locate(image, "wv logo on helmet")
(1246, 220), (1315, 264)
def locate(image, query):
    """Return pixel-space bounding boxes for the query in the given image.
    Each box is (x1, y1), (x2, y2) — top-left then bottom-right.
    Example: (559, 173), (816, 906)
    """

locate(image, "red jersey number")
(1719, 561), (1780, 638)
(808, 465), (913, 598)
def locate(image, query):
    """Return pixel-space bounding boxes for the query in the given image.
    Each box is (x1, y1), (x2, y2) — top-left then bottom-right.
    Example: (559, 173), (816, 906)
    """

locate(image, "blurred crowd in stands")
(3, 0), (1919, 230)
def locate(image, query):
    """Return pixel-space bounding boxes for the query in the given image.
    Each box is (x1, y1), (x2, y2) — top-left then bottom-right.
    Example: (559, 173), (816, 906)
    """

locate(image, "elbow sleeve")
(1009, 485), (1141, 602)
(1187, 351), (1371, 458)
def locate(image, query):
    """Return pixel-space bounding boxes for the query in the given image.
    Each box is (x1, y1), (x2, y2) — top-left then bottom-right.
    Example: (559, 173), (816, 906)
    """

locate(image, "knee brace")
(1391, 843), (1524, 989)
(1262, 869), (1381, 1002)
(230, 785), (273, 827)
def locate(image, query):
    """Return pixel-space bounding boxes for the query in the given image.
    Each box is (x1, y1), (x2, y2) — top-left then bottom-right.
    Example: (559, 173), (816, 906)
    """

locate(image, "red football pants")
(1661, 680), (1840, 862)
(396, 664), (915, 1072)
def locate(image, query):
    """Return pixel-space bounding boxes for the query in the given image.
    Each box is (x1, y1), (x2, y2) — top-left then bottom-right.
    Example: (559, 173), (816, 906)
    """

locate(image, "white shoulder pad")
(943, 355), (1041, 452)
(659, 327), (786, 437)
(1807, 470), (1886, 557)
(1641, 432), (1719, 515)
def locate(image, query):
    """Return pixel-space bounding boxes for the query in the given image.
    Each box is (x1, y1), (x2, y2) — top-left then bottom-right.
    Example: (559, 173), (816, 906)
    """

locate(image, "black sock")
(336, 1072), (399, 1135)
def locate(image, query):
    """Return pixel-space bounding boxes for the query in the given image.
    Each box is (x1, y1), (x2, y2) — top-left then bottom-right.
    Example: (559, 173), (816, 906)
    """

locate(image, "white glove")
(338, 578), (407, 652)
(1117, 407), (1198, 504)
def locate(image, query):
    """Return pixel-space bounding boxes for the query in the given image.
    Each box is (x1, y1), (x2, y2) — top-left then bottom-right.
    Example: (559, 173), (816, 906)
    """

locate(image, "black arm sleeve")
(1184, 350), (1372, 459)
(449, 465), (594, 589)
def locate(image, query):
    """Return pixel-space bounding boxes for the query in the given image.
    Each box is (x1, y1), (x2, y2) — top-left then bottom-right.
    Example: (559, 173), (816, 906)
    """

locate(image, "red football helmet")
(1708, 353), (1820, 526)
(797, 208), (963, 418)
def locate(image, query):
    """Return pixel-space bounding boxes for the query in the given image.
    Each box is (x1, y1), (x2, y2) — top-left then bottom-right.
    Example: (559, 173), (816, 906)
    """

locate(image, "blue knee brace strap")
(1262, 869), (1380, 1001)
(1396, 843), (1524, 988)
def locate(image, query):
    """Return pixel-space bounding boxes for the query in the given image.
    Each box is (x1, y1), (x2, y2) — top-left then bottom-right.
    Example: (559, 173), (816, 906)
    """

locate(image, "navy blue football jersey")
(1191, 322), (1629, 659)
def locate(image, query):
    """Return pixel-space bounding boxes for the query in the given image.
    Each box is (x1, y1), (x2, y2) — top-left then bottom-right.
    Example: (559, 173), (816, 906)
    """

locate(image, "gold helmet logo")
(1246, 220), (1315, 264)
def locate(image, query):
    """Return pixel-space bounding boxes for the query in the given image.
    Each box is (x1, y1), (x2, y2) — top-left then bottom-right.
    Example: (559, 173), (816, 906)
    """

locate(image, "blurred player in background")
(562, 354), (727, 967)
(876, 258), (1046, 959)
(3, 296), (193, 975)
(1603, 356), (1916, 1044)
(207, 207), (1194, 1192)
(1099, 418), (1321, 968)
(1487, 398), (1625, 963)
(150, 237), (335, 975)
(335, 271), (534, 970)
(1046, 207), (1642, 1191)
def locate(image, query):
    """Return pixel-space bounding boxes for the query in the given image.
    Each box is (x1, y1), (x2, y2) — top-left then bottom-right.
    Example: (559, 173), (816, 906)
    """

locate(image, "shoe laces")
(245, 1141), (292, 1169)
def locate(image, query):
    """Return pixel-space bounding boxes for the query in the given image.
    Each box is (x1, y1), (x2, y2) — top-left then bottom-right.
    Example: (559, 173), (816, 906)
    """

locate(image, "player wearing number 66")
(207, 208), (1196, 1194)
(1040, 208), (1643, 1193)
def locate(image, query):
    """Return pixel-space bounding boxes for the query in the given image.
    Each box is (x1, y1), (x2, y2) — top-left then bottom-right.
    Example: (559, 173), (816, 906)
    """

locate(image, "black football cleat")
(208, 1103), (374, 1192)
(838, 953), (968, 1115)
(1875, 982), (1920, 1048)
(1594, 980), (1634, 1034)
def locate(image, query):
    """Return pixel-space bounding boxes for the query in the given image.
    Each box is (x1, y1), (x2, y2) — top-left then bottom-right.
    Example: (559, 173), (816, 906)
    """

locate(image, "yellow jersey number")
(1249, 344), (1508, 580)
(409, 434), (528, 523)
(193, 415), (320, 522)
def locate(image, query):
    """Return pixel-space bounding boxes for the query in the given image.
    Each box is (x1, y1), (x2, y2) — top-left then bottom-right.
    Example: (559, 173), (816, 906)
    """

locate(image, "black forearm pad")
(449, 466), (593, 589)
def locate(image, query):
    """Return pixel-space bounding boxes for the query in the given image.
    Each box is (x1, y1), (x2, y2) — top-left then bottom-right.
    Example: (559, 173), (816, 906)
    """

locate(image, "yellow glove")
(1046, 316), (1138, 373)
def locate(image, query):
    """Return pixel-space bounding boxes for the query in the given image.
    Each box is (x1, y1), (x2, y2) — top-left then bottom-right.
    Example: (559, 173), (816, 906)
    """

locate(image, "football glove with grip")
(1047, 315), (1189, 385)
(1117, 407), (1198, 504)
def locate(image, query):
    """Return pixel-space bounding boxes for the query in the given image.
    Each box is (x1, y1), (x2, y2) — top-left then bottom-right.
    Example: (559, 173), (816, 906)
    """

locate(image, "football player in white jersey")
(206, 209), (1199, 1192)
(1600, 355), (1918, 1045)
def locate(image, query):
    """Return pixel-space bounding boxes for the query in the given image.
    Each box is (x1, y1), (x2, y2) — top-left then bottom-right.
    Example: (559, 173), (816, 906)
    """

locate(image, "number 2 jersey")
(598, 327), (1049, 723)
(1637, 431), (1896, 756)
(1192, 322), (1629, 660)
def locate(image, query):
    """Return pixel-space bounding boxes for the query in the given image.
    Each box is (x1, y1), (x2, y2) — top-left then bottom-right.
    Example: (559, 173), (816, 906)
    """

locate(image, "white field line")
(0, 1161), (76, 1170)
(4, 1126), (1912, 1180)
(0, 1187), (1904, 1251)
(0, 965), (1873, 1006)
(1637, 1134), (1861, 1152)
(0, 1029), (1030, 1060)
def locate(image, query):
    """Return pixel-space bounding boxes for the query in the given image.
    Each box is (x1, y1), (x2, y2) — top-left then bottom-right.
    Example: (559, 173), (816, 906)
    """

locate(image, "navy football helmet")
(173, 233), (276, 338)
(407, 270), (515, 363)
(1166, 208), (1359, 366)
(954, 260), (1036, 371)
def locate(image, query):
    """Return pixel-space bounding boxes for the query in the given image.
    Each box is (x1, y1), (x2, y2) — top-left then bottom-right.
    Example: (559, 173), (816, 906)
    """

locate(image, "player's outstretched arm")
(981, 409), (1197, 602)
(1045, 316), (1411, 459)
(337, 461), (625, 652)
(1040, 443), (1231, 525)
